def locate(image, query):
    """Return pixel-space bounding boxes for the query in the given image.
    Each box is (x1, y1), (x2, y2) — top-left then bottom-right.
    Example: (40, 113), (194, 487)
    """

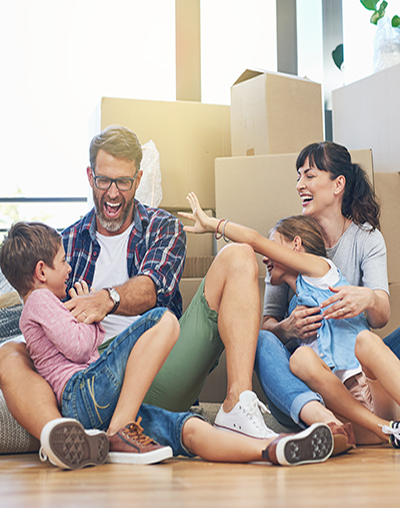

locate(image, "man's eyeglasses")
(91, 169), (139, 191)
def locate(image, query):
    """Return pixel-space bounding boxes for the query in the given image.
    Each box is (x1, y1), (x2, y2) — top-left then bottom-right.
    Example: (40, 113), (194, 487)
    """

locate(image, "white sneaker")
(214, 390), (278, 439)
(40, 418), (109, 470)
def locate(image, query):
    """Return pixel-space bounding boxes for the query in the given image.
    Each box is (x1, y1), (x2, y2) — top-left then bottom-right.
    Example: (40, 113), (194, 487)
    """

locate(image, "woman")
(255, 141), (394, 444)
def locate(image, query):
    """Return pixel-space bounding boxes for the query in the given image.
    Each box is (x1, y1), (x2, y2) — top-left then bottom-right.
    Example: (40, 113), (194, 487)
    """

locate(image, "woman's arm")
(179, 192), (328, 279)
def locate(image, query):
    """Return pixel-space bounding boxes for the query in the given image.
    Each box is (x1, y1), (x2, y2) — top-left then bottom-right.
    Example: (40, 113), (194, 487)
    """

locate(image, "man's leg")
(144, 243), (272, 438)
(203, 243), (260, 412)
(0, 339), (61, 439)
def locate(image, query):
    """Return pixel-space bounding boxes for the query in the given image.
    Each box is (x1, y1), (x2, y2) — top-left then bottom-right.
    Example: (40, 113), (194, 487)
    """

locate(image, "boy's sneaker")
(40, 418), (109, 470)
(107, 418), (173, 465)
(214, 390), (278, 439)
(381, 421), (400, 448)
(262, 423), (333, 466)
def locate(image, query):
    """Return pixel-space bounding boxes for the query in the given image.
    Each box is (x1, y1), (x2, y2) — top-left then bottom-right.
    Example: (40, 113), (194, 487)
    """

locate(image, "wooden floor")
(1, 444), (400, 508)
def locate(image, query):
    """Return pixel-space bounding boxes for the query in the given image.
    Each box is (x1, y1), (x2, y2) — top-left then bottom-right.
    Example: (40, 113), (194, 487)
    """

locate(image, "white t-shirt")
(93, 224), (140, 341)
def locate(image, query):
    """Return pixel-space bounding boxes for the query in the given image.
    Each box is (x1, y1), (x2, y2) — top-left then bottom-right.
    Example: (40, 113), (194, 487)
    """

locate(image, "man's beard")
(93, 191), (134, 233)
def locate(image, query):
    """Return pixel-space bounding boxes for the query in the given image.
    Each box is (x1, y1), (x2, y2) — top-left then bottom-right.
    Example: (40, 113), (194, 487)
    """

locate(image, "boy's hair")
(272, 215), (327, 258)
(0, 222), (62, 298)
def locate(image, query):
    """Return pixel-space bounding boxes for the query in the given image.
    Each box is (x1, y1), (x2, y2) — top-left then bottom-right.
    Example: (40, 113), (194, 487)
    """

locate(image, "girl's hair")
(296, 141), (380, 230)
(0, 222), (62, 298)
(273, 215), (327, 258)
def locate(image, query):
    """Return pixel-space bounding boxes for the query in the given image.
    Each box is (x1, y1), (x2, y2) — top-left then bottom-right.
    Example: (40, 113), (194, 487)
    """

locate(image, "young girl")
(180, 192), (400, 448)
(0, 221), (334, 469)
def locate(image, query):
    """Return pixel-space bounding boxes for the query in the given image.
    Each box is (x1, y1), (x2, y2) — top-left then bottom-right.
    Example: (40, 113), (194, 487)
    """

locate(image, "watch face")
(110, 288), (120, 304)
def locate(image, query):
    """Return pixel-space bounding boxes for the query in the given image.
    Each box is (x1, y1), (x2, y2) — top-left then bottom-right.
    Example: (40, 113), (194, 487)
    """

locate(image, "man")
(0, 125), (274, 465)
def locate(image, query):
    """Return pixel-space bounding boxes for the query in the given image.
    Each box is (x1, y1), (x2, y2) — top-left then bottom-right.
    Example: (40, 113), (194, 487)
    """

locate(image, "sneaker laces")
(123, 417), (156, 446)
(381, 422), (400, 441)
(242, 397), (270, 429)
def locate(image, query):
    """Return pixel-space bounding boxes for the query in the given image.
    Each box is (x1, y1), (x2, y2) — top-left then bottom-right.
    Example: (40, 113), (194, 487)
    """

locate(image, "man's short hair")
(89, 125), (143, 172)
(0, 222), (62, 297)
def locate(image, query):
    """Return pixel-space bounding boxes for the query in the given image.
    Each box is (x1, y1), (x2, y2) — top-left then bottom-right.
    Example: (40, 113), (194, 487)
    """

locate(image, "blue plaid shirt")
(62, 201), (186, 319)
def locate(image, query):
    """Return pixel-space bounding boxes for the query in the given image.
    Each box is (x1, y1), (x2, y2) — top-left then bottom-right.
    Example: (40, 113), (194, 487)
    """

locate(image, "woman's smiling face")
(296, 157), (339, 219)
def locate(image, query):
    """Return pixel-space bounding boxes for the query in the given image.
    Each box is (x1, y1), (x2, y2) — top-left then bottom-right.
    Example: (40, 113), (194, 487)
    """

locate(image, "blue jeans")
(254, 330), (323, 428)
(61, 307), (200, 457)
(384, 326), (400, 359)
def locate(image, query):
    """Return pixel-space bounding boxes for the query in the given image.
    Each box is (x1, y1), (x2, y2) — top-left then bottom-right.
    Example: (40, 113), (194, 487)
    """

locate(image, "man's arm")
(65, 275), (157, 323)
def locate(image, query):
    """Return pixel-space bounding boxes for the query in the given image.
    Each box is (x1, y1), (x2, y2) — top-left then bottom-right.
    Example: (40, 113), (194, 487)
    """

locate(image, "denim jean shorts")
(61, 307), (203, 457)
(61, 307), (167, 431)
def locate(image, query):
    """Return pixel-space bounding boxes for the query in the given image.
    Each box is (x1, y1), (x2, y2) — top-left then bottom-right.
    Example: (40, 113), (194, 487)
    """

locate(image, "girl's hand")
(320, 285), (374, 320)
(178, 192), (214, 234)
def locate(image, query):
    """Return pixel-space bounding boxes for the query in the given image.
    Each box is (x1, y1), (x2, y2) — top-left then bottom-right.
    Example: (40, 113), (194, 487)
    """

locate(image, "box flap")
(232, 68), (265, 86)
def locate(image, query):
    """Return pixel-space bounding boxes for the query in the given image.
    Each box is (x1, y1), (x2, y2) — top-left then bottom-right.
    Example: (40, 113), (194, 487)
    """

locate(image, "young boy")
(0, 221), (334, 469)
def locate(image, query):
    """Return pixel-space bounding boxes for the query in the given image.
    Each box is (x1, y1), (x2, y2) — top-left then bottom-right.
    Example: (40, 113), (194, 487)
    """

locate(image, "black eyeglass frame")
(91, 169), (140, 191)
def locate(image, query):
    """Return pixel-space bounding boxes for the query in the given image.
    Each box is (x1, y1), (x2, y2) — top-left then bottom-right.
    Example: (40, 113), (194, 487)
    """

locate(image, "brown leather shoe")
(327, 421), (356, 456)
(262, 423), (333, 466)
(107, 418), (173, 465)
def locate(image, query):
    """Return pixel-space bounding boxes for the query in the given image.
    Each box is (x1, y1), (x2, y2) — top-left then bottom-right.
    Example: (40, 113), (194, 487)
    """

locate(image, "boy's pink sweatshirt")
(19, 288), (105, 404)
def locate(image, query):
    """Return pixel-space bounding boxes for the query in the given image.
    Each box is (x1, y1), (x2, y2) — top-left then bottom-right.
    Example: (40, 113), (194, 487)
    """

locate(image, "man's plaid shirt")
(62, 201), (186, 319)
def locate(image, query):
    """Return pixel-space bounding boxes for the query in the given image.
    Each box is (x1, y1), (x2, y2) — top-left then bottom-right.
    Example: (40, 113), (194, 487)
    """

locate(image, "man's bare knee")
(213, 243), (258, 278)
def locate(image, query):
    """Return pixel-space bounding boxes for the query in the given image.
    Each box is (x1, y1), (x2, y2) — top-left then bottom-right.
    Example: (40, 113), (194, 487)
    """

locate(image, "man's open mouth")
(104, 202), (122, 218)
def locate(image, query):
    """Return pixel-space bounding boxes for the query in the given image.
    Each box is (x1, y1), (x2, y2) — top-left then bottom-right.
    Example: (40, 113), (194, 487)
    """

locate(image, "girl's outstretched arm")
(179, 192), (328, 278)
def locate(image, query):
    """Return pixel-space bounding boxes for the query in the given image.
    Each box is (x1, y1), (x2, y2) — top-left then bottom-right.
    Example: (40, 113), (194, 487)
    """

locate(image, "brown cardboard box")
(375, 283), (400, 339)
(230, 69), (323, 157)
(332, 62), (400, 173)
(90, 97), (231, 209)
(214, 149), (374, 274)
(374, 172), (400, 283)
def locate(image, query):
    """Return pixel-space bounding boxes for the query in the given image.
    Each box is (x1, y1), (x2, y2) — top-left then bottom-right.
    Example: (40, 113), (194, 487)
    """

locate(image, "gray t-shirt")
(263, 222), (389, 319)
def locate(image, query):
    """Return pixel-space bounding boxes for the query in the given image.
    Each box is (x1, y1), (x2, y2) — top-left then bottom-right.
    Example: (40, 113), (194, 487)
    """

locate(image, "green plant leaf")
(392, 15), (400, 27)
(360, 0), (379, 11)
(332, 43), (344, 71)
(370, 2), (387, 25)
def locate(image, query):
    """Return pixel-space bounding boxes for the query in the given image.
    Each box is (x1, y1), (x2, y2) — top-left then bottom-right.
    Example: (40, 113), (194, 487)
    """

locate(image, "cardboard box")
(375, 283), (400, 339)
(90, 98), (231, 209)
(214, 149), (374, 274)
(182, 257), (215, 279)
(332, 63), (400, 173)
(230, 69), (324, 157)
(374, 172), (400, 283)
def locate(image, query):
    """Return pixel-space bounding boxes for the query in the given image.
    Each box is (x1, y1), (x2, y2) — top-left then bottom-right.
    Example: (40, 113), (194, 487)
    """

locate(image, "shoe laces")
(123, 417), (155, 446)
(242, 397), (270, 428)
(381, 421), (400, 441)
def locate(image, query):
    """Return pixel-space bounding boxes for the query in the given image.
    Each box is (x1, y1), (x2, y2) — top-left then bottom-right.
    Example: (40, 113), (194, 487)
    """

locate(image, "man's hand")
(65, 283), (112, 323)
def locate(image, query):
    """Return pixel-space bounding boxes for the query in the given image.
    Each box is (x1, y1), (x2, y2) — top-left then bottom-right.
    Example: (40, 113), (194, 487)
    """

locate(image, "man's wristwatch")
(104, 287), (120, 315)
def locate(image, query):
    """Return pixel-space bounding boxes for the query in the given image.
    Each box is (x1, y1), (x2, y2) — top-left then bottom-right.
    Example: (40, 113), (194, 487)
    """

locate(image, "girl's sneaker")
(261, 423), (333, 466)
(381, 421), (400, 448)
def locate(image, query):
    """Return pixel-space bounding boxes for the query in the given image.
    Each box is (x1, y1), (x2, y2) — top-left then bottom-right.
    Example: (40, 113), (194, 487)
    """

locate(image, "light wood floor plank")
(1, 445), (399, 508)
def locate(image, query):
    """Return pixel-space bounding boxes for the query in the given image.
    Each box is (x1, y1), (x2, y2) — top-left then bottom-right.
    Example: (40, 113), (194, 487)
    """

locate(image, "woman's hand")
(320, 285), (374, 320)
(178, 192), (214, 234)
(263, 305), (323, 343)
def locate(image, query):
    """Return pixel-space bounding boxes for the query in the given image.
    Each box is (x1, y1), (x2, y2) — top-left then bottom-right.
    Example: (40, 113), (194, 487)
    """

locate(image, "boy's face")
(44, 244), (72, 299)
